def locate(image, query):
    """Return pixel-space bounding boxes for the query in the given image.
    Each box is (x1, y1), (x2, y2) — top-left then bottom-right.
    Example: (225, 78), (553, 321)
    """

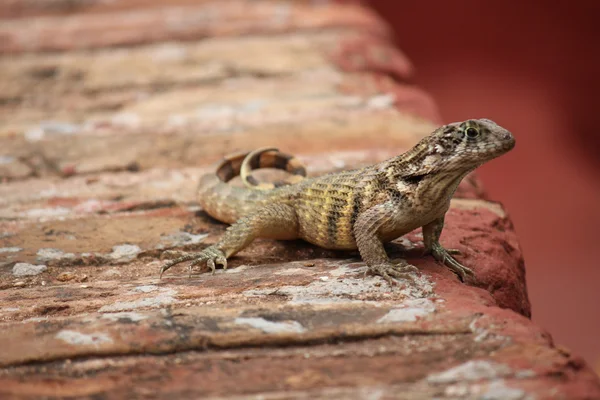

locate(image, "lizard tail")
(237, 148), (306, 190)
(197, 148), (305, 224)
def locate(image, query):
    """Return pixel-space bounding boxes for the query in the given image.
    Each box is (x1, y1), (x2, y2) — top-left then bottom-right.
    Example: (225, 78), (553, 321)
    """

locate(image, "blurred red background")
(369, 0), (600, 372)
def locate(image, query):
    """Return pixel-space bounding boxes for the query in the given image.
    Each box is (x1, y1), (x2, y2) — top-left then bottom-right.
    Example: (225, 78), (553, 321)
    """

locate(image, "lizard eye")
(465, 127), (479, 138)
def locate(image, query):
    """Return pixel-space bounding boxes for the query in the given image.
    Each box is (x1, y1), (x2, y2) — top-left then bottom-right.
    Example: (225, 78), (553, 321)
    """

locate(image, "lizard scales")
(160, 118), (515, 284)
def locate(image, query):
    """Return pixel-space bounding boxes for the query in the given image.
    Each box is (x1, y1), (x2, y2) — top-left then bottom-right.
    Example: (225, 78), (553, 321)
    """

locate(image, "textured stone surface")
(0, 1), (388, 53)
(0, 0), (598, 399)
(11, 262), (47, 276)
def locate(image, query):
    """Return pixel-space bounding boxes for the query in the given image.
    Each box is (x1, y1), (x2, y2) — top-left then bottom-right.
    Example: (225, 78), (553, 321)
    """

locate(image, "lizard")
(159, 118), (515, 285)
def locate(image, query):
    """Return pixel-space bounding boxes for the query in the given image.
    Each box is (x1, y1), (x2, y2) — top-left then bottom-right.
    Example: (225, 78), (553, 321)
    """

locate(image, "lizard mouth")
(491, 129), (515, 154)
(503, 132), (516, 151)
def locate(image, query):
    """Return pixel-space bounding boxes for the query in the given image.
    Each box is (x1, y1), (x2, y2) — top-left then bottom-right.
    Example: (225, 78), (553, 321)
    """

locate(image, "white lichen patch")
(0, 155), (15, 164)
(376, 298), (436, 323)
(481, 380), (530, 400)
(442, 380), (530, 400)
(37, 245), (146, 267)
(24, 207), (71, 219)
(37, 248), (76, 263)
(514, 370), (536, 379)
(234, 317), (306, 334)
(109, 244), (141, 263)
(274, 267), (310, 276)
(25, 121), (79, 142)
(243, 261), (434, 304)
(151, 43), (188, 62)
(224, 264), (250, 274)
(98, 288), (177, 312)
(101, 312), (149, 322)
(130, 285), (159, 293)
(111, 112), (141, 128)
(469, 316), (510, 344)
(0, 247), (22, 253)
(428, 360), (513, 384)
(71, 199), (99, 213)
(12, 263), (47, 277)
(326, 263), (362, 277)
(366, 93), (396, 110)
(100, 268), (122, 278)
(55, 330), (113, 347)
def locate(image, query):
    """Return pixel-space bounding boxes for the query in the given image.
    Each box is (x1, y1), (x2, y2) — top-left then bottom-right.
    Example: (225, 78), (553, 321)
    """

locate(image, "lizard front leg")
(422, 216), (475, 282)
(160, 203), (298, 277)
(354, 202), (419, 286)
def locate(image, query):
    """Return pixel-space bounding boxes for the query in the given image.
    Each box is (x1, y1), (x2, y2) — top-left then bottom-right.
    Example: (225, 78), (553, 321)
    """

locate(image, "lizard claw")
(159, 246), (227, 278)
(430, 243), (474, 282)
(368, 261), (418, 287)
(445, 248), (462, 256)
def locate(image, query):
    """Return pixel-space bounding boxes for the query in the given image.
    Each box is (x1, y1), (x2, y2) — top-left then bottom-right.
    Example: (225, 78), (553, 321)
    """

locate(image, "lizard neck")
(380, 150), (475, 210)
(418, 170), (472, 204)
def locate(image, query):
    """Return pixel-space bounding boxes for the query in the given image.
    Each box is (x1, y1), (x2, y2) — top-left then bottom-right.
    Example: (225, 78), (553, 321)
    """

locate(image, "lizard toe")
(446, 248), (462, 255)
(216, 254), (228, 270)
(430, 243), (475, 283)
(369, 263), (417, 286)
(207, 258), (216, 274)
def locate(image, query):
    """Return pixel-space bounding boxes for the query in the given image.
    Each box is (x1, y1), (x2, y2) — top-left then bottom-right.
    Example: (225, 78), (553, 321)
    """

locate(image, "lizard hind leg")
(159, 203), (299, 278)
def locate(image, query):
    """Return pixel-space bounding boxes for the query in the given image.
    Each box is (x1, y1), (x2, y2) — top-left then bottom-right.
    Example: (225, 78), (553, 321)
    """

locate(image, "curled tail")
(237, 147), (306, 190)
(198, 148), (305, 224)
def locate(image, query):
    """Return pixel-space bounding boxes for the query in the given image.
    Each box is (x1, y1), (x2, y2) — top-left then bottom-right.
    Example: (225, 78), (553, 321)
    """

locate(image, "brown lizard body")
(160, 119), (515, 284)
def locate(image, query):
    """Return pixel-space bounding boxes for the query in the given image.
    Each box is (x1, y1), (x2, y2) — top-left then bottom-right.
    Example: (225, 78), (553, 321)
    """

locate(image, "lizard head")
(430, 118), (515, 170)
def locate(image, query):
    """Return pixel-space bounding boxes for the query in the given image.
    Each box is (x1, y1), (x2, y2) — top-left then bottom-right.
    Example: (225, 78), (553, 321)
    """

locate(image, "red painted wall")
(368, 0), (600, 372)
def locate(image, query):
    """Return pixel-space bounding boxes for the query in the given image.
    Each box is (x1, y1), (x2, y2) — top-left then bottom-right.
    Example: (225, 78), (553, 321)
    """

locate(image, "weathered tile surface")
(0, 0), (598, 399)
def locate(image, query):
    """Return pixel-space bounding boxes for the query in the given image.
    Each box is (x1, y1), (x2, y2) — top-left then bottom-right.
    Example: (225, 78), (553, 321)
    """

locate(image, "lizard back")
(199, 119), (515, 251)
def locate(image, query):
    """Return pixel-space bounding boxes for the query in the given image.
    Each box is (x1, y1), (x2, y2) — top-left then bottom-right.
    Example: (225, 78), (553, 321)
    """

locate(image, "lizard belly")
(294, 202), (359, 250)
(293, 177), (360, 250)
(378, 222), (419, 243)
(297, 214), (358, 250)
(301, 234), (357, 250)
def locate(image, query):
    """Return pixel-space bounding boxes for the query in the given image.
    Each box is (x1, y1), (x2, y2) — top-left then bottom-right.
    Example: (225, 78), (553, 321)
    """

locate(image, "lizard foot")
(368, 261), (419, 286)
(430, 243), (474, 282)
(159, 246), (227, 278)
